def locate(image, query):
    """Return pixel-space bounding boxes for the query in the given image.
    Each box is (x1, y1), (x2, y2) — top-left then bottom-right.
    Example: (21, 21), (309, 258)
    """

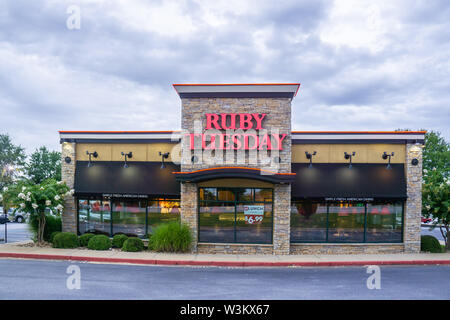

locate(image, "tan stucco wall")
(292, 144), (406, 163)
(75, 143), (179, 162)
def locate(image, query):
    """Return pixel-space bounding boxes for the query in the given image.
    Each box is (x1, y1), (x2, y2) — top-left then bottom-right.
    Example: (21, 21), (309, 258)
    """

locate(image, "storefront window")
(199, 202), (235, 243)
(77, 196), (180, 238)
(366, 201), (403, 242)
(147, 199), (181, 234)
(291, 202), (327, 242)
(235, 203), (272, 243)
(78, 199), (110, 236)
(328, 202), (365, 242)
(112, 199), (146, 237)
(290, 200), (404, 243)
(198, 187), (273, 244)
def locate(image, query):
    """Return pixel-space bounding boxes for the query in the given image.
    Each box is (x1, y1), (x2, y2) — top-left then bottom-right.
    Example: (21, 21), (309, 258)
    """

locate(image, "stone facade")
(181, 182), (198, 252)
(273, 184), (291, 255)
(179, 97), (293, 254)
(403, 143), (423, 253)
(290, 243), (405, 255)
(198, 243), (273, 254)
(61, 142), (77, 233)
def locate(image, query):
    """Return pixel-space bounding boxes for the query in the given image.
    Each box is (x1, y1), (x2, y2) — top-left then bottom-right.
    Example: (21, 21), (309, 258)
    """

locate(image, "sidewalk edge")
(1, 252), (449, 267)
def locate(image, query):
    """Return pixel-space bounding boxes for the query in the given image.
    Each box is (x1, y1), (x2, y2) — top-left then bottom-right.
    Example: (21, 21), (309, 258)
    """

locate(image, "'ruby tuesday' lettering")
(205, 113), (266, 130)
(184, 113), (287, 150)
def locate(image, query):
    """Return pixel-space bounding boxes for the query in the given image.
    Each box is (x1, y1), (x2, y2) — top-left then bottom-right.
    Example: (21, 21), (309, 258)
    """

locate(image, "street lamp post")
(2, 164), (15, 244)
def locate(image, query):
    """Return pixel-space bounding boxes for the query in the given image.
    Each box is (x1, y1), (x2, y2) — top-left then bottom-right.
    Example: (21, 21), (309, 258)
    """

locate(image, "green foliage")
(421, 131), (450, 251)
(0, 133), (26, 192)
(421, 235), (442, 253)
(423, 131), (450, 178)
(149, 222), (192, 253)
(79, 233), (95, 247)
(112, 234), (128, 248)
(87, 235), (111, 250)
(53, 232), (79, 249)
(2, 179), (71, 244)
(28, 214), (62, 242)
(25, 146), (62, 184)
(49, 231), (61, 243)
(122, 237), (144, 252)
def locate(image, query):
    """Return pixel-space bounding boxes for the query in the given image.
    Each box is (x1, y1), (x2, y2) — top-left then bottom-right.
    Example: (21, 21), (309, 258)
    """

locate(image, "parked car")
(11, 209), (29, 223)
(0, 214), (9, 224)
(421, 216), (432, 224)
(4, 208), (29, 223)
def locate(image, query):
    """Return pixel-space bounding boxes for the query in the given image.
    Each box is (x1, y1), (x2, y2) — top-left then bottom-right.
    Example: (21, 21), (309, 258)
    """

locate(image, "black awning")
(291, 163), (406, 199)
(173, 167), (296, 184)
(75, 161), (180, 197)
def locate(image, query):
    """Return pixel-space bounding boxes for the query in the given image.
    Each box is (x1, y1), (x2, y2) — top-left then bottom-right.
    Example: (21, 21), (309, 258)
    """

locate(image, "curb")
(1, 252), (450, 267)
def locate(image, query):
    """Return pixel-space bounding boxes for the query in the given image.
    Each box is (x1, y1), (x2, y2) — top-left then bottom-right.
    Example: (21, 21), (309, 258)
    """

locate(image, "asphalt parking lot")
(0, 222), (33, 243)
(0, 259), (448, 300)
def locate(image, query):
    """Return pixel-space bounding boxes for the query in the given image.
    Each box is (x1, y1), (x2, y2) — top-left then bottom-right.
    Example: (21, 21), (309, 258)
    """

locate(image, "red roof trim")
(59, 130), (425, 134)
(59, 130), (179, 134)
(291, 131), (427, 134)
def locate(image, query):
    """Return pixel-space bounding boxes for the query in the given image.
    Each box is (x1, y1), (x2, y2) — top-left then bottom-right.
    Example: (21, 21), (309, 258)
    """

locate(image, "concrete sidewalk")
(0, 241), (449, 267)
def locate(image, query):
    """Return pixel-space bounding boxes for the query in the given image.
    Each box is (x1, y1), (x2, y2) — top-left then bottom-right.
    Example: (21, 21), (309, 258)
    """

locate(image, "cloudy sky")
(1, 0), (449, 154)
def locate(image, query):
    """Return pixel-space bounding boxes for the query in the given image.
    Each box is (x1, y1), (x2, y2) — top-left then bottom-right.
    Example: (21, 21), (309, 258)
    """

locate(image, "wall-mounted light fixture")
(159, 152), (170, 169)
(86, 151), (98, 167)
(344, 152), (356, 169)
(411, 158), (419, 166)
(305, 151), (317, 168)
(382, 152), (395, 169)
(121, 152), (132, 168)
(64, 156), (72, 164)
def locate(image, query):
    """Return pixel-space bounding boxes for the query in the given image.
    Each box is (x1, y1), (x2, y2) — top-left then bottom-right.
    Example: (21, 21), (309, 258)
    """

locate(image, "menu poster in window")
(244, 205), (264, 224)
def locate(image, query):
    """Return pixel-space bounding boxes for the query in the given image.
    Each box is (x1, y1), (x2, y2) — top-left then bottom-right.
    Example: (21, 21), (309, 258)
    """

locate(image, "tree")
(422, 131), (450, 178)
(0, 133), (26, 214)
(2, 179), (71, 245)
(25, 146), (61, 184)
(421, 131), (450, 251)
(0, 133), (26, 188)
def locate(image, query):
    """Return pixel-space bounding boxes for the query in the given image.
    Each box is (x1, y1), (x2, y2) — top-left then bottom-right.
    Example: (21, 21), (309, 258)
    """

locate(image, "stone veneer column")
(273, 184), (291, 255)
(179, 97), (293, 254)
(181, 182), (198, 252)
(61, 142), (77, 233)
(404, 143), (423, 253)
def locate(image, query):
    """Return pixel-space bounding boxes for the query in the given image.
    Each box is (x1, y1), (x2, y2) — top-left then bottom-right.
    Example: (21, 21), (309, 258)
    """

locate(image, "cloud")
(0, 0), (449, 155)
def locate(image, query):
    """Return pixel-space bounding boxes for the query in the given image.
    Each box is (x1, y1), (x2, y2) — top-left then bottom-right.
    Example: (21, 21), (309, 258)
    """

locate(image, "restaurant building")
(59, 83), (425, 254)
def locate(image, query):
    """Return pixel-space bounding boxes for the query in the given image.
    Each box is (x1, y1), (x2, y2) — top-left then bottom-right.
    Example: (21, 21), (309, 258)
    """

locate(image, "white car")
(8, 208), (29, 223)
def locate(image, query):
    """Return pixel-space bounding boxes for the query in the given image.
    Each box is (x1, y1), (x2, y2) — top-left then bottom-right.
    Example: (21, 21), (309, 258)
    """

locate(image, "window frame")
(290, 200), (404, 244)
(198, 187), (274, 244)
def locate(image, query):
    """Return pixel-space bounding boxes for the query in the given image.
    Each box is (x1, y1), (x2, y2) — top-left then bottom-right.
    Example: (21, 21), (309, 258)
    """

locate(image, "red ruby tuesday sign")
(185, 113), (287, 150)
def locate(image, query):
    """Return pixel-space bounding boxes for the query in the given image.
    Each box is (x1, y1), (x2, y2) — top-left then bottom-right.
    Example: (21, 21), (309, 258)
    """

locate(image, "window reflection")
(77, 197), (181, 238)
(290, 200), (404, 243)
(198, 187), (273, 244)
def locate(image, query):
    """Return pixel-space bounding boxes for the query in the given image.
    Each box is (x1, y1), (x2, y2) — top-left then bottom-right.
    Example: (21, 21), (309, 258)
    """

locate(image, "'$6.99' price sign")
(244, 205), (264, 224)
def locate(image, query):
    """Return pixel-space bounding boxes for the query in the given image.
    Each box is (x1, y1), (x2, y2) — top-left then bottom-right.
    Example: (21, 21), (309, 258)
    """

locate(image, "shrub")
(149, 222), (192, 253)
(87, 235), (111, 250)
(53, 232), (79, 249)
(49, 231), (61, 243)
(29, 214), (62, 242)
(421, 235), (442, 253)
(112, 234), (128, 248)
(79, 233), (95, 247)
(122, 237), (144, 252)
